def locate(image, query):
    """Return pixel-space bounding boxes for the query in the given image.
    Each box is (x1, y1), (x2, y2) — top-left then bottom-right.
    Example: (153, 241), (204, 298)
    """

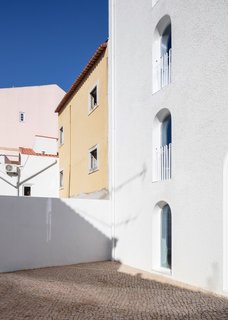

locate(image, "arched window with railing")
(152, 108), (172, 181)
(153, 15), (172, 93)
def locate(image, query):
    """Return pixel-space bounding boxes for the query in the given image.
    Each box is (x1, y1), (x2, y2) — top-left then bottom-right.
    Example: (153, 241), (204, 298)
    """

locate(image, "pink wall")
(0, 85), (65, 149)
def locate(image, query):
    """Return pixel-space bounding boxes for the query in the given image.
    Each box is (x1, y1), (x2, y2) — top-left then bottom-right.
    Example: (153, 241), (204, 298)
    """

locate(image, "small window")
(59, 170), (64, 188)
(90, 86), (98, 110)
(89, 146), (98, 172)
(59, 127), (64, 145)
(19, 112), (25, 122)
(23, 185), (31, 196)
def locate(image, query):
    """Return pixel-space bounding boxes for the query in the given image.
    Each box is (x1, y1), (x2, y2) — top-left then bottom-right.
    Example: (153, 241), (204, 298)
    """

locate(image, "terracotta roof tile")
(20, 147), (58, 158)
(55, 40), (108, 114)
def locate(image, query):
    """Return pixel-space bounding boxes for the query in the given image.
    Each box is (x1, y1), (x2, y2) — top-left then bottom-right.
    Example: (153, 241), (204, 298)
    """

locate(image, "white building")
(0, 84), (65, 197)
(0, 136), (59, 197)
(109, 0), (228, 295)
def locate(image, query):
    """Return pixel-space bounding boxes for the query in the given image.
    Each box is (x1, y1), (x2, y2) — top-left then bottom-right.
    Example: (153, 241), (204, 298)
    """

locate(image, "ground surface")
(0, 261), (228, 319)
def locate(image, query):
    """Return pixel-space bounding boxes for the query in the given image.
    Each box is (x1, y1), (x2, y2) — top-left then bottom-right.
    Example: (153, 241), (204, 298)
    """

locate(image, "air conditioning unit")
(5, 164), (18, 174)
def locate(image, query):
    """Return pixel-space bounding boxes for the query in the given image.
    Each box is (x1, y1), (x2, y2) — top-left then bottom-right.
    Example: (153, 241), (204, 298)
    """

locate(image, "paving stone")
(0, 262), (228, 319)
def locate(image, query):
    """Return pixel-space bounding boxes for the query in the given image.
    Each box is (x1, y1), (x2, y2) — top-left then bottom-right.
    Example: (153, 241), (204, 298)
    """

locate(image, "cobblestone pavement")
(0, 261), (228, 320)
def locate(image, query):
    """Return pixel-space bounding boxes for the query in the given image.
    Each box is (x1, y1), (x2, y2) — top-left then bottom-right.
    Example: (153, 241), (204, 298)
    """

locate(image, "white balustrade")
(155, 143), (172, 181)
(154, 49), (172, 90)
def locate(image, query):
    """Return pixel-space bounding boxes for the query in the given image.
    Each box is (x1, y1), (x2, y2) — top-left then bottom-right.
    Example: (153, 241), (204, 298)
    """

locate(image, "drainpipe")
(17, 166), (20, 196)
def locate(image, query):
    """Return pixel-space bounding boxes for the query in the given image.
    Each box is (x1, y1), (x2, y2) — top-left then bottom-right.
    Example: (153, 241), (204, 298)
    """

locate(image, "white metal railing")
(155, 49), (172, 90)
(155, 143), (172, 181)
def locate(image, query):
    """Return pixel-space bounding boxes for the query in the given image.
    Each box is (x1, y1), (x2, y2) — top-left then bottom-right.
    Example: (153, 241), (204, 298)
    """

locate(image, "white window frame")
(88, 82), (99, 113)
(88, 145), (98, 173)
(19, 112), (25, 123)
(59, 170), (64, 188)
(152, 16), (172, 94)
(59, 126), (64, 145)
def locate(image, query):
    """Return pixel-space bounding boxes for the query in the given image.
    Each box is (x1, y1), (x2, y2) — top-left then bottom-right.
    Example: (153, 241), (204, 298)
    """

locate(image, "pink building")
(0, 84), (65, 149)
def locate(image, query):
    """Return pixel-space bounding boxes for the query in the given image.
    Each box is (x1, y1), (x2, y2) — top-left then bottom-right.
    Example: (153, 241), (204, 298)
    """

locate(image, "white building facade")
(0, 136), (59, 198)
(109, 0), (228, 295)
(0, 84), (65, 198)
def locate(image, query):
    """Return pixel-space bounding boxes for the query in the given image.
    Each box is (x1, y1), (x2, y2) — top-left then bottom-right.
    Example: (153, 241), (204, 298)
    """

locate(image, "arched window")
(161, 204), (172, 269)
(161, 24), (171, 57)
(153, 15), (172, 93)
(161, 113), (171, 147)
(152, 201), (172, 272)
(152, 108), (172, 181)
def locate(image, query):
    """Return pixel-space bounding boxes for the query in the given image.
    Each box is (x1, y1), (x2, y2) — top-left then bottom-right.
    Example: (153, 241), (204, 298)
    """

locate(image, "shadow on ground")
(0, 261), (228, 319)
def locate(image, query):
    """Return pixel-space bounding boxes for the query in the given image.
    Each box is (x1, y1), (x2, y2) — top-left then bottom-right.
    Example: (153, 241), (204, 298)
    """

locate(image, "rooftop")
(55, 41), (108, 114)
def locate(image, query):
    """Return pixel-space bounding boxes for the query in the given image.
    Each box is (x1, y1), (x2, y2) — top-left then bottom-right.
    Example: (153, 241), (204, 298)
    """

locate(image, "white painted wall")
(0, 154), (59, 197)
(0, 196), (111, 272)
(223, 154), (228, 292)
(109, 0), (228, 295)
(33, 135), (58, 154)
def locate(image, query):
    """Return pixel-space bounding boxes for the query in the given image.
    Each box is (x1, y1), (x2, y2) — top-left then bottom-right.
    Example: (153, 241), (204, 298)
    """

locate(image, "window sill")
(152, 267), (172, 276)
(152, 81), (172, 96)
(88, 168), (99, 175)
(152, 178), (172, 183)
(88, 104), (99, 115)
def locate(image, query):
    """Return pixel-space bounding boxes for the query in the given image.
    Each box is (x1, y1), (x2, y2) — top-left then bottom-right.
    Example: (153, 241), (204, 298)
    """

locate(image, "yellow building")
(56, 41), (108, 198)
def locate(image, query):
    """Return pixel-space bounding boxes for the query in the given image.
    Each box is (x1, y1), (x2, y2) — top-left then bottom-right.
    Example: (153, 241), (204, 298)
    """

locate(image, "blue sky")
(0, 0), (108, 92)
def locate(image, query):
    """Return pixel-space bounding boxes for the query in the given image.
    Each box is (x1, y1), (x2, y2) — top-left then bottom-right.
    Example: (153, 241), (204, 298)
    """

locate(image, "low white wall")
(0, 196), (111, 272)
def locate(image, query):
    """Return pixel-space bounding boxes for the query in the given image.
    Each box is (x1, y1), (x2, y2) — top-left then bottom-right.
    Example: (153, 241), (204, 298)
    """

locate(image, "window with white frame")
(161, 204), (172, 269)
(23, 185), (31, 196)
(89, 146), (98, 172)
(89, 86), (98, 111)
(153, 15), (172, 93)
(152, 108), (172, 182)
(152, 201), (172, 273)
(59, 126), (64, 145)
(59, 170), (64, 188)
(19, 112), (25, 122)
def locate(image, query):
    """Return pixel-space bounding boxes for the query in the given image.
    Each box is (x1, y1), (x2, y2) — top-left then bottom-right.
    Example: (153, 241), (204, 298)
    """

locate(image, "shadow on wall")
(0, 196), (112, 273)
(114, 163), (147, 193)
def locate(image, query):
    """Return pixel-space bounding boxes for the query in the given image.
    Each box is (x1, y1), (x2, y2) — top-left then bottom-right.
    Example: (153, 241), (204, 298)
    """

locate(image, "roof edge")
(55, 40), (108, 114)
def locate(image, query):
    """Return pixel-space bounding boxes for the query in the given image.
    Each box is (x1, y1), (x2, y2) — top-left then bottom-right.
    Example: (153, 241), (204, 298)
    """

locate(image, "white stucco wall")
(109, 0), (228, 295)
(0, 154), (59, 197)
(33, 135), (58, 154)
(0, 197), (111, 272)
(0, 84), (65, 149)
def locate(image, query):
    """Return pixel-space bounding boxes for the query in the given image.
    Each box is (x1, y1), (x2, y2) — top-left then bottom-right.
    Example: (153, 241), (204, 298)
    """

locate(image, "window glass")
(59, 127), (64, 145)
(89, 148), (98, 171)
(60, 171), (63, 188)
(23, 186), (31, 196)
(161, 204), (172, 268)
(90, 86), (97, 110)
(19, 112), (25, 122)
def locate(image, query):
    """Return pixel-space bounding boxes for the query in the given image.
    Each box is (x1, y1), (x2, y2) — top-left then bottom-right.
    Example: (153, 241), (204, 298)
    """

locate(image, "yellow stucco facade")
(58, 46), (108, 198)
